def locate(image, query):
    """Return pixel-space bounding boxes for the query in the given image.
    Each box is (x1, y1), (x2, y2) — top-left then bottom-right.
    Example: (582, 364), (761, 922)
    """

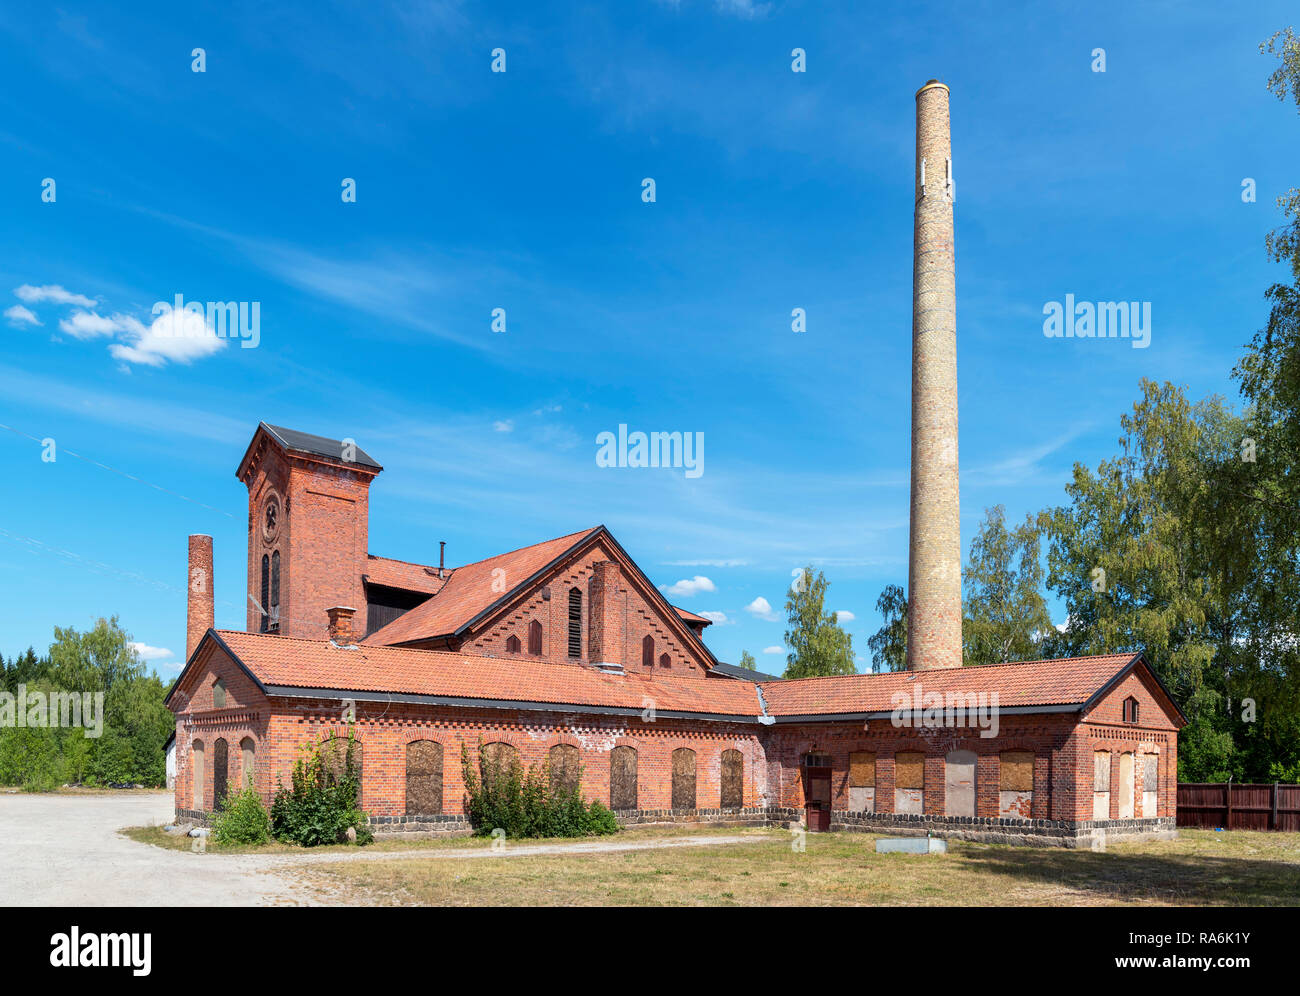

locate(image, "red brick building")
(165, 422), (1185, 847)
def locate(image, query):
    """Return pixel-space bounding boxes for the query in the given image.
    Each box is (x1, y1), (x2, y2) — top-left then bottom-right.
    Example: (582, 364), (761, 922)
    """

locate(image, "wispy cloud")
(4, 305), (40, 327)
(15, 284), (96, 307)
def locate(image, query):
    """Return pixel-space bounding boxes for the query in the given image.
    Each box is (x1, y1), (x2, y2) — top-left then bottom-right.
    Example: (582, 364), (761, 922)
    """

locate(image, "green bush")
(270, 730), (373, 847)
(461, 741), (621, 839)
(212, 785), (271, 845)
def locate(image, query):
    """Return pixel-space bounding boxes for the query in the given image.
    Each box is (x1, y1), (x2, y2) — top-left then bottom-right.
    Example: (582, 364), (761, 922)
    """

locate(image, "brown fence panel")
(1177, 782), (1300, 831)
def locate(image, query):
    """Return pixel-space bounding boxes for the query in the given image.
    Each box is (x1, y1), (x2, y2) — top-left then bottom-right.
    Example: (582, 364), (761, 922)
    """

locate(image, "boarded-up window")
(1093, 751), (1111, 791)
(671, 748), (696, 810)
(1000, 751), (1034, 792)
(322, 735), (364, 803)
(212, 738), (228, 810)
(269, 550), (280, 630)
(480, 741), (519, 790)
(259, 554), (270, 632)
(212, 678), (226, 709)
(528, 620), (542, 655)
(945, 749), (976, 817)
(642, 635), (654, 668)
(549, 744), (581, 796)
(505, 634), (521, 653)
(659, 653), (670, 669)
(240, 737), (255, 788)
(191, 739), (205, 810)
(610, 745), (637, 810)
(1142, 753), (1158, 818)
(567, 588), (582, 657)
(1093, 750), (1111, 820)
(895, 752), (925, 789)
(720, 749), (743, 809)
(406, 740), (443, 816)
(848, 751), (875, 813)
(999, 750), (1034, 819)
(1117, 752), (1134, 818)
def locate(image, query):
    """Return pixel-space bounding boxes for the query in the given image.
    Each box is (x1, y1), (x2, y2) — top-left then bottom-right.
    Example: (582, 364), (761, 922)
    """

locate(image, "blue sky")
(1, 1), (1296, 676)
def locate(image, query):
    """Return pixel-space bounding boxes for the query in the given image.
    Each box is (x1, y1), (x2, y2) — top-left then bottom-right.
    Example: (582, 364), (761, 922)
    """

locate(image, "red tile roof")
(201, 630), (1145, 723)
(758, 654), (1139, 716)
(212, 630), (762, 718)
(364, 527), (600, 646)
(673, 606), (712, 625)
(364, 555), (447, 596)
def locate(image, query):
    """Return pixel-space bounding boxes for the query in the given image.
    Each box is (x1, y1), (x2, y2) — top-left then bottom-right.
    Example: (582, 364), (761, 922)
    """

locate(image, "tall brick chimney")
(326, 606), (358, 647)
(906, 80), (963, 670)
(186, 534), (215, 662)
(588, 560), (624, 673)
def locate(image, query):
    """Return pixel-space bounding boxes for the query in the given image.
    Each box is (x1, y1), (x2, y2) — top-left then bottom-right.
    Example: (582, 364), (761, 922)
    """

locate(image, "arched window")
(998, 750), (1034, 819)
(659, 652), (670, 669)
(1122, 697), (1140, 724)
(528, 619), (542, 656)
(671, 748), (696, 810)
(480, 742), (519, 792)
(212, 738), (228, 810)
(269, 550), (281, 631)
(567, 588), (582, 658)
(1117, 752), (1135, 818)
(505, 634), (521, 653)
(1093, 750), (1111, 820)
(944, 749), (976, 817)
(721, 749), (743, 809)
(240, 737), (256, 788)
(1142, 753), (1159, 818)
(191, 739), (205, 810)
(894, 751), (925, 815)
(406, 741), (443, 816)
(642, 635), (654, 668)
(259, 554), (270, 632)
(610, 746), (637, 810)
(322, 734), (364, 803)
(212, 678), (226, 709)
(549, 744), (580, 796)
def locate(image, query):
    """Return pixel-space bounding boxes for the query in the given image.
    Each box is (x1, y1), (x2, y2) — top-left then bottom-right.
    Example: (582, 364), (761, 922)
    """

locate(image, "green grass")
(293, 828), (1300, 906)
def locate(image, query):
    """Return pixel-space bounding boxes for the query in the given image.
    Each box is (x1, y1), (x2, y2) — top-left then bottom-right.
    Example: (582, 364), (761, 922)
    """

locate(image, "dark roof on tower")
(259, 423), (383, 470)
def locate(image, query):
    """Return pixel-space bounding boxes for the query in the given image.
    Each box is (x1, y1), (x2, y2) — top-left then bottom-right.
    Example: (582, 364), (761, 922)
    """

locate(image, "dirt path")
(0, 792), (766, 906)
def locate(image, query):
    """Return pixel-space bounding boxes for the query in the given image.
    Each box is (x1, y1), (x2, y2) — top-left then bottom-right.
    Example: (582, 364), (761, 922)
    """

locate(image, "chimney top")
(326, 606), (358, 648)
(186, 534), (215, 662)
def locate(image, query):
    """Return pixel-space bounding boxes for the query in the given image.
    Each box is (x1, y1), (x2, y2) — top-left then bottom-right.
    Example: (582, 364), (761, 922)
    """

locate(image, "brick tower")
(906, 80), (963, 670)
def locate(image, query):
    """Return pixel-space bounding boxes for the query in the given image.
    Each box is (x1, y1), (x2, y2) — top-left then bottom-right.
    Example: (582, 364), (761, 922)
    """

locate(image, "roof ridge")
(761, 653), (1133, 687)
(447, 526), (601, 572)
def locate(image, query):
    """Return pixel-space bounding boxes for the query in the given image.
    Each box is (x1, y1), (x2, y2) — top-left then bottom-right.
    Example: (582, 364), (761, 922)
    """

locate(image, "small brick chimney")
(186, 534), (214, 662)
(587, 560), (624, 673)
(326, 606), (358, 647)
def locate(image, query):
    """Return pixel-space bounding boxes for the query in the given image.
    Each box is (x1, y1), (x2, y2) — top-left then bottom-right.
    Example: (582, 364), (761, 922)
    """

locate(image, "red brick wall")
(240, 434), (379, 641)
(1078, 669), (1180, 820)
(463, 539), (708, 675)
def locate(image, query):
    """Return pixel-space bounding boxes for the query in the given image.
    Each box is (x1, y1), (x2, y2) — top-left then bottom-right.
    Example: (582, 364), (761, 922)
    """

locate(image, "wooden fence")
(1176, 782), (1300, 831)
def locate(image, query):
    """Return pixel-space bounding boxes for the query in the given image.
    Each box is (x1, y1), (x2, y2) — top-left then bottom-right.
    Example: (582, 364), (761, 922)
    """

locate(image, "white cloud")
(835, 610), (855, 622)
(131, 641), (174, 662)
(698, 610), (730, 625)
(745, 595), (779, 621)
(762, 645), (784, 655)
(661, 575), (716, 598)
(15, 284), (96, 307)
(493, 420), (514, 433)
(59, 310), (126, 339)
(4, 305), (40, 326)
(108, 305), (224, 367)
(716, 0), (771, 18)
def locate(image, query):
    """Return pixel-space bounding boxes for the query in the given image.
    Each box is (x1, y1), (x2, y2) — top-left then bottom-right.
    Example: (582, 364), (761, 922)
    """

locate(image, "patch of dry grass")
(297, 829), (1300, 907)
